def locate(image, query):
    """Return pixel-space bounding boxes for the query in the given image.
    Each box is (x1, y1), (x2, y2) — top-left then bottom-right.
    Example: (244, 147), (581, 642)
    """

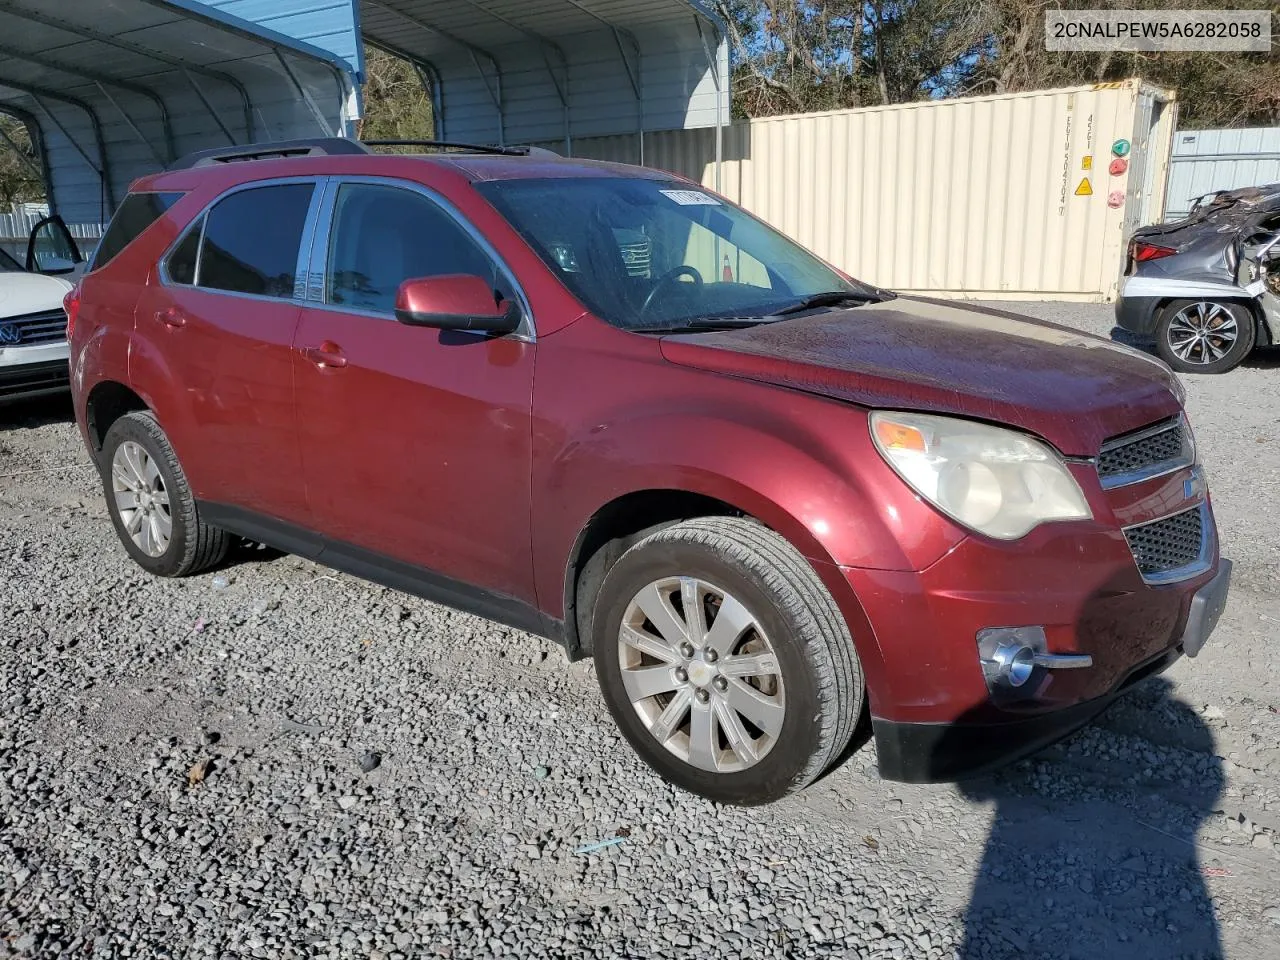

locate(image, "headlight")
(870, 412), (1092, 540)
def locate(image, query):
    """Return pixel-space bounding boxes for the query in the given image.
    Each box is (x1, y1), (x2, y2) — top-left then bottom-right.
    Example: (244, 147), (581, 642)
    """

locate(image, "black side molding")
(198, 501), (558, 643)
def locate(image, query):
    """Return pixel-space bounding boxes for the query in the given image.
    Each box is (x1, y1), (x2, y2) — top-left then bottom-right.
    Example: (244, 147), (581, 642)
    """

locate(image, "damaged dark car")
(1116, 181), (1280, 374)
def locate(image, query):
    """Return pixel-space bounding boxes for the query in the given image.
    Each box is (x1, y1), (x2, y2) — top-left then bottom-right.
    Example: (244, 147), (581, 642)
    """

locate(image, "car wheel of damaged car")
(1156, 299), (1255, 374)
(592, 517), (863, 806)
(101, 411), (230, 577)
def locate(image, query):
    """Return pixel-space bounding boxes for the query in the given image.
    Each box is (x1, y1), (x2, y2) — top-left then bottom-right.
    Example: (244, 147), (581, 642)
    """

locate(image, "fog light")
(977, 626), (1094, 696)
(992, 643), (1036, 686)
(978, 626), (1047, 690)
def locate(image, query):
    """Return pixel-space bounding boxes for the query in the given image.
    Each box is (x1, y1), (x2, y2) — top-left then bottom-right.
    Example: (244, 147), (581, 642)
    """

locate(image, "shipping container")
(549, 80), (1177, 302)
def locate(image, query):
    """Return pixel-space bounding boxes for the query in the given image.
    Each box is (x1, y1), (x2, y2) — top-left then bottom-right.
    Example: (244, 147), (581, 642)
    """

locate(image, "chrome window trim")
(1097, 415), (1195, 490)
(157, 176), (322, 303)
(1122, 501), (1214, 586)
(293, 177), (330, 301)
(303, 174), (536, 342)
(158, 212), (207, 288)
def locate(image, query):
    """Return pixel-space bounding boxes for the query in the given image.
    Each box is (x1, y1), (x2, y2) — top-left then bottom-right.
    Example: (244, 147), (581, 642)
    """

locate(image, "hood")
(659, 297), (1182, 456)
(0, 271), (73, 317)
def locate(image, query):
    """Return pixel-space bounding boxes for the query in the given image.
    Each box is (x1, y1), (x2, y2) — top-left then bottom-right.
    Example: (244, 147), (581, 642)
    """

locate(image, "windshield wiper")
(634, 317), (773, 334)
(772, 290), (878, 315)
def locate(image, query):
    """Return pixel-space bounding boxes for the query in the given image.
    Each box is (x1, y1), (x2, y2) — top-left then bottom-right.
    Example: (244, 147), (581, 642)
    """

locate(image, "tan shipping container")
(552, 80), (1177, 302)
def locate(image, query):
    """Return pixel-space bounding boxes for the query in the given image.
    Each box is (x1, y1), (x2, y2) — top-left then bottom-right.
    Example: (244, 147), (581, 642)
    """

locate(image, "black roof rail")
(167, 137), (371, 171)
(362, 139), (559, 158)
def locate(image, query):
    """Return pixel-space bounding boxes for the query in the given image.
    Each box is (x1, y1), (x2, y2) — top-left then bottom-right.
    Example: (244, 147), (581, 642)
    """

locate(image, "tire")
(1155, 299), (1255, 374)
(100, 410), (229, 577)
(591, 517), (863, 805)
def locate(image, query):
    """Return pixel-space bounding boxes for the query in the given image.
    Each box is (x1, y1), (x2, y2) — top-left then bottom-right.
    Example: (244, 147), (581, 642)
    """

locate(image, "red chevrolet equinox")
(68, 139), (1231, 805)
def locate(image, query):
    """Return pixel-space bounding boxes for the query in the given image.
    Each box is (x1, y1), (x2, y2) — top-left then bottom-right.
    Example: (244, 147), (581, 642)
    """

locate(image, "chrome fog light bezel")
(977, 626), (1094, 700)
(978, 626), (1047, 690)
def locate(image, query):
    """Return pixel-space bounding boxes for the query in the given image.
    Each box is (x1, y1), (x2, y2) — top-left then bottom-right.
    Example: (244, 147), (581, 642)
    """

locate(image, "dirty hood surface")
(659, 297), (1183, 456)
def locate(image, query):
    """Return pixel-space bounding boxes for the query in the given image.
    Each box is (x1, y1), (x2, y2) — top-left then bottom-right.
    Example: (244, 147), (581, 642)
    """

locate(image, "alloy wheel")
(1166, 301), (1238, 365)
(617, 576), (785, 773)
(111, 440), (173, 557)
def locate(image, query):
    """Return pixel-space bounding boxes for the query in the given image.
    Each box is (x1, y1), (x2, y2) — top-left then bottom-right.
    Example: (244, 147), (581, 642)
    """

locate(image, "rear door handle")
(156, 307), (186, 328)
(302, 341), (347, 368)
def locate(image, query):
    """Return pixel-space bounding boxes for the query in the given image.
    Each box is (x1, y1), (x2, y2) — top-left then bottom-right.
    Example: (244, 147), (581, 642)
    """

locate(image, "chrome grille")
(618, 237), (651, 278)
(0, 308), (68, 346)
(1123, 505), (1207, 583)
(1097, 418), (1192, 488)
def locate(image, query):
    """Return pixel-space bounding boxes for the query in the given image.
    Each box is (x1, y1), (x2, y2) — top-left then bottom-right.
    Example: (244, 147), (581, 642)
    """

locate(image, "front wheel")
(1156, 299), (1254, 374)
(592, 517), (863, 805)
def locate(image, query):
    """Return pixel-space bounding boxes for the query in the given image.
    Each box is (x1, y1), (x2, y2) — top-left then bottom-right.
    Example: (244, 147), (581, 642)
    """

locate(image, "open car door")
(26, 215), (84, 277)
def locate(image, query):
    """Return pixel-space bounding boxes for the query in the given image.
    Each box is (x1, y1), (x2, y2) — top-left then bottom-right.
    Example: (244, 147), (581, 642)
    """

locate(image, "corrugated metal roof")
(358, 0), (728, 148)
(0, 0), (357, 223)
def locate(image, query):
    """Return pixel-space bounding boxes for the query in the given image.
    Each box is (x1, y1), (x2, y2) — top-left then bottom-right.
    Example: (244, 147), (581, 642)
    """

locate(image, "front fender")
(537, 403), (960, 718)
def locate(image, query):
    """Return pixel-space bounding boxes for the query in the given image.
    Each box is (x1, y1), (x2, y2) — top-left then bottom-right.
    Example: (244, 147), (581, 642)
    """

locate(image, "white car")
(0, 216), (85, 404)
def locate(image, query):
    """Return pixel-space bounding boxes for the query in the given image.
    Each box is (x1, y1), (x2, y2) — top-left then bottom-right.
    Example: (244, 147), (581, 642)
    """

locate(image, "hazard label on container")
(1082, 155), (1093, 170)
(1075, 177), (1093, 196)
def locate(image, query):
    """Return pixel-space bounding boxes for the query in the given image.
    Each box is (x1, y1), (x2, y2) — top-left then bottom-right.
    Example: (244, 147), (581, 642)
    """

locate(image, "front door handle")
(302, 341), (348, 368)
(156, 307), (186, 328)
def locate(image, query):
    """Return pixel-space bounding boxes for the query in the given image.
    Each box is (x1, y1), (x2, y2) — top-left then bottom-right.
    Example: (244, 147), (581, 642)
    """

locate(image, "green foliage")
(0, 116), (44, 206)
(358, 46), (434, 141)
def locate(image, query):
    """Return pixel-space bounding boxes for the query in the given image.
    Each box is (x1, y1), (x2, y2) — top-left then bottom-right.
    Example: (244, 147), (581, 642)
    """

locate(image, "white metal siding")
(554, 80), (1175, 301)
(1165, 127), (1280, 220)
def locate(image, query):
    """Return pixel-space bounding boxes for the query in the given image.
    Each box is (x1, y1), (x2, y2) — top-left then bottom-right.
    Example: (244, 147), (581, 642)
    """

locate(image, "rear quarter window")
(90, 192), (184, 271)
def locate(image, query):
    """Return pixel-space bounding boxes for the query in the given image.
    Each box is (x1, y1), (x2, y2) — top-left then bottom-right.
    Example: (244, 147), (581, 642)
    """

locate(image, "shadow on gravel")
(949, 677), (1224, 960)
(0, 392), (74, 429)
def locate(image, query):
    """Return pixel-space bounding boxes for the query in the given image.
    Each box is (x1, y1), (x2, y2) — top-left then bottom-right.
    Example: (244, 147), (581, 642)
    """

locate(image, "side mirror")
(394, 274), (521, 334)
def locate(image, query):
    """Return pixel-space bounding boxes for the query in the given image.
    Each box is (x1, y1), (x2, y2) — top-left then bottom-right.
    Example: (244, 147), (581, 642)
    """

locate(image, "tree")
(716, 0), (1280, 126)
(357, 46), (434, 141)
(0, 116), (44, 207)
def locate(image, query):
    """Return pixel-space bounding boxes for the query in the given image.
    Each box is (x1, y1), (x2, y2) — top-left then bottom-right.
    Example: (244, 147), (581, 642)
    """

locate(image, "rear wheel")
(1156, 299), (1254, 374)
(592, 517), (863, 805)
(100, 411), (229, 577)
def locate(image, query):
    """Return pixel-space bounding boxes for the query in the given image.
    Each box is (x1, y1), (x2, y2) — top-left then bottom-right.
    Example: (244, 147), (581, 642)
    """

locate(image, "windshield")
(476, 177), (874, 330)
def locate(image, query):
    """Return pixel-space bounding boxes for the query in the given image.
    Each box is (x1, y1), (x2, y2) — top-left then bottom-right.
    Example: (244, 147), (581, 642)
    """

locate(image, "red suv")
(69, 138), (1231, 805)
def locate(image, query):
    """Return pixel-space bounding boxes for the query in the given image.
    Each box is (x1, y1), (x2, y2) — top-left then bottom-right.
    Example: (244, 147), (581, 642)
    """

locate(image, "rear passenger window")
(90, 192), (183, 270)
(197, 184), (313, 298)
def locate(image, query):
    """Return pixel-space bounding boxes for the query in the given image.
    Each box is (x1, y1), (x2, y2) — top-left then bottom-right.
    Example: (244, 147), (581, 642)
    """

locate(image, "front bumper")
(841, 491), (1229, 782)
(874, 645), (1182, 782)
(0, 350), (70, 403)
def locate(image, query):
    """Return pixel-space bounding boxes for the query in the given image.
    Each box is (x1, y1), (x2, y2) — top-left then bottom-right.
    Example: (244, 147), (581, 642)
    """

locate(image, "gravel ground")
(2, 302), (1280, 960)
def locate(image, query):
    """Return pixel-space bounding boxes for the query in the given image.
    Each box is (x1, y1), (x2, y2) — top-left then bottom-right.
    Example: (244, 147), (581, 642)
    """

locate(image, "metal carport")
(357, 1), (727, 167)
(0, 0), (358, 224)
(0, 0), (727, 225)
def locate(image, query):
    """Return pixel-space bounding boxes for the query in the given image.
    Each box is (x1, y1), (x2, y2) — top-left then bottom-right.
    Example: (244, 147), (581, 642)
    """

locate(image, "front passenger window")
(325, 183), (499, 314)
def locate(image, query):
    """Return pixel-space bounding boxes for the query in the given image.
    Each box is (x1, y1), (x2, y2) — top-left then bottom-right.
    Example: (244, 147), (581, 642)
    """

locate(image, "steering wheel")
(639, 266), (704, 317)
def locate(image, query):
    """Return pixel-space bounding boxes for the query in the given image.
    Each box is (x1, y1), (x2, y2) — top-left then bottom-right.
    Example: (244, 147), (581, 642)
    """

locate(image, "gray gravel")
(3, 301), (1280, 959)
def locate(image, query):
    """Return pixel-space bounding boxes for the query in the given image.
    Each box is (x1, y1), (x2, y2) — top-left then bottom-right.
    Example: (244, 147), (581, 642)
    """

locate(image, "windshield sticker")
(660, 189), (721, 206)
